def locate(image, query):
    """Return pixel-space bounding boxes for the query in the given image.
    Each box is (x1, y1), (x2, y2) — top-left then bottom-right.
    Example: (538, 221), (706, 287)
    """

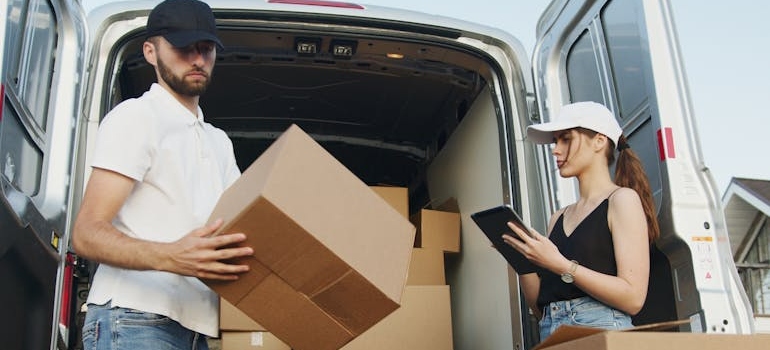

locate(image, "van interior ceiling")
(114, 24), (494, 210)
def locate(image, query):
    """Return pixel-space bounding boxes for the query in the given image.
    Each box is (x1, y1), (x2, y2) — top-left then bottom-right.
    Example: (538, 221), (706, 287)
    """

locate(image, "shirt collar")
(148, 83), (206, 126)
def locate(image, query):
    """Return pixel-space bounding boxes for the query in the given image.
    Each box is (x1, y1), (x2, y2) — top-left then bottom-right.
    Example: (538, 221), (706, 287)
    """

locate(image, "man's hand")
(160, 218), (253, 280)
(72, 168), (254, 280)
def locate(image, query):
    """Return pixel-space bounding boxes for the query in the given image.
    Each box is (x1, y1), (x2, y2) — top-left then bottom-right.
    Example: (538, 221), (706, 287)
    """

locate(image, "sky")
(82, 0), (770, 195)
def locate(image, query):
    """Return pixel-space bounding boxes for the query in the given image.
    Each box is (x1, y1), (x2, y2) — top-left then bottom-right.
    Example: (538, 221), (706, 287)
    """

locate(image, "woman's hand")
(501, 222), (570, 273)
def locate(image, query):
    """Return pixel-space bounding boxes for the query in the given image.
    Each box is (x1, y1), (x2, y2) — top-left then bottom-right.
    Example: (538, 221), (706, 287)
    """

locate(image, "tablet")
(471, 205), (537, 274)
(471, 204), (530, 241)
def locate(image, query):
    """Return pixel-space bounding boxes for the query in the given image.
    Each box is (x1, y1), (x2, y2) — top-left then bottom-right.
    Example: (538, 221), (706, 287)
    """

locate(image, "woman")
(502, 101), (659, 341)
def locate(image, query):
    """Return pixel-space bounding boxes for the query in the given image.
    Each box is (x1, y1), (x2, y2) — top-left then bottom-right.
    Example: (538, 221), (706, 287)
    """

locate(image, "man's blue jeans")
(82, 302), (209, 350)
(539, 296), (633, 342)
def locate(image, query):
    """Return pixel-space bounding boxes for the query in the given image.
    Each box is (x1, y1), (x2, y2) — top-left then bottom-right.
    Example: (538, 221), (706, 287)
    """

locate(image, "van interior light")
(295, 38), (321, 56)
(386, 53), (404, 59)
(330, 40), (357, 58)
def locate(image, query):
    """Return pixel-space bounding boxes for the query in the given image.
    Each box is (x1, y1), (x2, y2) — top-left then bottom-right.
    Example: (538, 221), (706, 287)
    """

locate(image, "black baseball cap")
(146, 0), (224, 49)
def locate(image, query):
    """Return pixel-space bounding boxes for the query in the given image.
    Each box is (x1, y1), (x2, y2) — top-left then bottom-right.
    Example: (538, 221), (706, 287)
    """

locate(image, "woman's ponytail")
(612, 135), (660, 242)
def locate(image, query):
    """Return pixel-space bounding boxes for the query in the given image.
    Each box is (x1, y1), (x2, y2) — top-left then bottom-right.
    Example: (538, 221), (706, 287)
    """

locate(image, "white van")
(0, 0), (755, 349)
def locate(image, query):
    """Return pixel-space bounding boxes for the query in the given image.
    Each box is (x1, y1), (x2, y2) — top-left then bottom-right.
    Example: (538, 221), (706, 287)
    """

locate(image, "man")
(72, 1), (252, 349)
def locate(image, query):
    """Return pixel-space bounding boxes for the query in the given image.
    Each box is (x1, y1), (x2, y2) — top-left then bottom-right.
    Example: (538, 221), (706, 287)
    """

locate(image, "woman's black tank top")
(536, 198), (618, 310)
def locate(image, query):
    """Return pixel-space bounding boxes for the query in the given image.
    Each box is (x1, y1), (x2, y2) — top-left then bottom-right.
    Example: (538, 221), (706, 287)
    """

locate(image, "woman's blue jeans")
(81, 302), (209, 350)
(539, 296), (633, 342)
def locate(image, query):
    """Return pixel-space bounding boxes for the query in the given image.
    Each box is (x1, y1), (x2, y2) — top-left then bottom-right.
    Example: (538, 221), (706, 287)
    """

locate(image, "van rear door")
(0, 0), (87, 349)
(532, 0), (754, 333)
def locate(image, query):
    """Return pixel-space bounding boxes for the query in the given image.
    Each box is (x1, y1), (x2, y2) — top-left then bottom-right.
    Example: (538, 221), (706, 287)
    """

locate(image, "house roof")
(722, 178), (770, 258)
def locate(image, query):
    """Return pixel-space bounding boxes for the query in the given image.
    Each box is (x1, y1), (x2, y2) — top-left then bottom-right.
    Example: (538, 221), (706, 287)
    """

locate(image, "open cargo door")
(0, 0), (88, 349)
(531, 0), (754, 334)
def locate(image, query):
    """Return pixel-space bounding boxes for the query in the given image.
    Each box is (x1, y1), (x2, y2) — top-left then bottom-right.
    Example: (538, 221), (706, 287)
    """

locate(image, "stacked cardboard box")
(339, 187), (460, 350)
(411, 207), (461, 253)
(368, 186), (408, 219)
(205, 125), (416, 350)
(218, 298), (290, 350)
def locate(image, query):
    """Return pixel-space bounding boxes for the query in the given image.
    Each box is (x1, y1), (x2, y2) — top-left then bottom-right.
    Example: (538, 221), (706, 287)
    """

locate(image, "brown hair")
(609, 135), (660, 242)
(573, 129), (660, 242)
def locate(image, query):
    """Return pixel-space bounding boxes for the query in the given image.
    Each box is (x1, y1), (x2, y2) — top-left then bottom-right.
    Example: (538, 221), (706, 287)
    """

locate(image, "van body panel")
(428, 86), (521, 349)
(1, 0), (87, 349)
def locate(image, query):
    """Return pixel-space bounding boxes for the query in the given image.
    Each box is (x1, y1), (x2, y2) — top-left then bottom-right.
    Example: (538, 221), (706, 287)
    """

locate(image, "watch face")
(561, 273), (574, 284)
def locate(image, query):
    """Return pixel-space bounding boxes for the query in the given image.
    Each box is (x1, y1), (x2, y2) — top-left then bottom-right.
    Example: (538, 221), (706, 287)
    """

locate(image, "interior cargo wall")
(426, 87), (517, 349)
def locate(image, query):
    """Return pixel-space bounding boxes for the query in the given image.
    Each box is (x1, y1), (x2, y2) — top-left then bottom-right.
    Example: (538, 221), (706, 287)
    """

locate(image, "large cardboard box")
(406, 248), (445, 285)
(534, 322), (770, 350)
(221, 331), (291, 350)
(340, 285), (454, 350)
(411, 209), (461, 253)
(205, 125), (416, 350)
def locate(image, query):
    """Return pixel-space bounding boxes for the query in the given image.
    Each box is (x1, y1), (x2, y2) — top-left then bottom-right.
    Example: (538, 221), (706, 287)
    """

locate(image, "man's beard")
(157, 56), (210, 96)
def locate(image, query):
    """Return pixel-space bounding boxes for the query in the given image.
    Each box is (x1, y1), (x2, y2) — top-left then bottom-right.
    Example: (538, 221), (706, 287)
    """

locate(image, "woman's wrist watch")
(561, 260), (579, 283)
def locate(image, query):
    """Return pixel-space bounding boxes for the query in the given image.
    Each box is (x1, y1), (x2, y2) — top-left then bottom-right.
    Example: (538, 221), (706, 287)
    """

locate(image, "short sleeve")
(91, 100), (154, 181)
(206, 124), (241, 186)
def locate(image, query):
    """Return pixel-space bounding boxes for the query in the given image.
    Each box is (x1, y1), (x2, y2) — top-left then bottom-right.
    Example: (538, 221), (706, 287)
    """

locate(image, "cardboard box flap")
(532, 319), (690, 350)
(433, 197), (459, 212)
(225, 197), (351, 297)
(370, 186), (409, 219)
(237, 274), (355, 350)
(411, 209), (460, 252)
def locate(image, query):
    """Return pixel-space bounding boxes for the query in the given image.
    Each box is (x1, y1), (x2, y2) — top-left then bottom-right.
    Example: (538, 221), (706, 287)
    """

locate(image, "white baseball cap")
(526, 101), (622, 149)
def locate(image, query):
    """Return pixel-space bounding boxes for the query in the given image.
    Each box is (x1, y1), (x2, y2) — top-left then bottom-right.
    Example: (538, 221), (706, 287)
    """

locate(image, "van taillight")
(267, 0), (364, 9)
(59, 252), (75, 328)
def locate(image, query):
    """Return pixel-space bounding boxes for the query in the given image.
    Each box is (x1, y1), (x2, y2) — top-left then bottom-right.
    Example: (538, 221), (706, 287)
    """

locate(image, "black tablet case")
(471, 205), (537, 274)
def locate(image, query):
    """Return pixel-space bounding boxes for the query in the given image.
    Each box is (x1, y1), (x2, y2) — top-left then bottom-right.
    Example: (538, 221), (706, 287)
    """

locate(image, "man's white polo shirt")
(86, 83), (241, 337)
